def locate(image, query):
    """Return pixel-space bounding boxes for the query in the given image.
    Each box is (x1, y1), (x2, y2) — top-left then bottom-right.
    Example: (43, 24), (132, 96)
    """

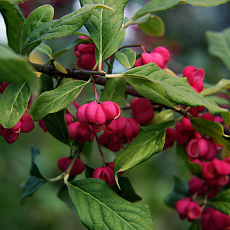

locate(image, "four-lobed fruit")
(58, 157), (85, 176)
(76, 101), (120, 129)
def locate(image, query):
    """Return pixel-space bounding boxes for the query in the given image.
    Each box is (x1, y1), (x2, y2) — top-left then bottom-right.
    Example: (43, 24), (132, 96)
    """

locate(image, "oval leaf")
(115, 48), (136, 69)
(80, 0), (128, 62)
(43, 109), (70, 145)
(35, 43), (53, 59)
(20, 4), (54, 53)
(147, 109), (175, 125)
(0, 1), (25, 54)
(0, 82), (31, 128)
(100, 77), (126, 104)
(102, 28), (126, 61)
(137, 14), (165, 36)
(66, 178), (154, 230)
(30, 80), (89, 121)
(131, 0), (229, 22)
(206, 28), (230, 71)
(191, 117), (230, 151)
(202, 79), (230, 96)
(210, 189), (230, 215)
(114, 120), (175, 180)
(53, 61), (68, 74)
(20, 147), (47, 203)
(0, 44), (37, 83)
(21, 4), (113, 55)
(123, 63), (230, 126)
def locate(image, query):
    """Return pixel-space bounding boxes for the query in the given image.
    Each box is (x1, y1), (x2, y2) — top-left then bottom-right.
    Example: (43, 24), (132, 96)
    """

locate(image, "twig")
(30, 62), (142, 97)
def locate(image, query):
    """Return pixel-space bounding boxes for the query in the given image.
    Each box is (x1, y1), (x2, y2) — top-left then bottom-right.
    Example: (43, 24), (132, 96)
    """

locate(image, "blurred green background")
(1, 0), (230, 229)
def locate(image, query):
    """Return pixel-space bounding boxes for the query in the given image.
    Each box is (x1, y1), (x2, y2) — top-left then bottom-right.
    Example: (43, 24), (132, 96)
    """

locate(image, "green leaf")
(40, 74), (54, 93)
(21, 4), (112, 55)
(66, 178), (154, 230)
(182, 0), (230, 5)
(0, 44), (37, 83)
(53, 40), (77, 58)
(41, 73), (54, 89)
(164, 176), (189, 209)
(100, 77), (126, 104)
(114, 121), (175, 181)
(0, 0), (25, 53)
(30, 80), (89, 121)
(147, 109), (175, 125)
(125, 74), (177, 110)
(53, 61), (68, 74)
(20, 4), (54, 54)
(206, 95), (229, 106)
(191, 117), (230, 151)
(176, 144), (202, 177)
(57, 183), (75, 209)
(131, 0), (230, 22)
(43, 109), (70, 146)
(80, 0), (128, 62)
(0, 82), (31, 129)
(188, 220), (201, 230)
(20, 147), (47, 202)
(35, 43), (53, 59)
(206, 27), (230, 71)
(210, 189), (230, 215)
(112, 177), (142, 202)
(202, 79), (230, 96)
(122, 63), (230, 126)
(85, 164), (95, 178)
(115, 48), (136, 69)
(136, 14), (165, 37)
(102, 28), (126, 61)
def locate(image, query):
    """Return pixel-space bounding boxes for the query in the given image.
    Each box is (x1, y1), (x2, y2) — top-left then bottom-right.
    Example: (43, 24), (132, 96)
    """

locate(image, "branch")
(30, 62), (141, 97)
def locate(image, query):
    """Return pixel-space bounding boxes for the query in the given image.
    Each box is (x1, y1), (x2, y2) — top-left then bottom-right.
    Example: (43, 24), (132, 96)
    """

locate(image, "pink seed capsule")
(58, 157), (85, 176)
(152, 46), (170, 64)
(20, 109), (34, 133)
(130, 98), (154, 125)
(77, 101), (120, 130)
(92, 166), (115, 186)
(175, 197), (201, 222)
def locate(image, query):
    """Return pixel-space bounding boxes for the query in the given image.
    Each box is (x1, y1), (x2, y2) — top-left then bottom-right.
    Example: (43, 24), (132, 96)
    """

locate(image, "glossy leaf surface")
(66, 178), (154, 230)
(0, 82), (31, 128)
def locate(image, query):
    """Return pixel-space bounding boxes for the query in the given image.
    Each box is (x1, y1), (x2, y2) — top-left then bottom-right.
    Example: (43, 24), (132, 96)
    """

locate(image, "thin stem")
(192, 191), (199, 202)
(65, 151), (79, 176)
(91, 75), (98, 101)
(55, 76), (64, 88)
(46, 174), (63, 183)
(141, 45), (149, 53)
(108, 54), (115, 74)
(30, 62), (106, 77)
(70, 147), (73, 158)
(118, 44), (143, 52)
(63, 173), (69, 185)
(30, 62), (142, 97)
(123, 19), (134, 29)
(95, 133), (106, 166)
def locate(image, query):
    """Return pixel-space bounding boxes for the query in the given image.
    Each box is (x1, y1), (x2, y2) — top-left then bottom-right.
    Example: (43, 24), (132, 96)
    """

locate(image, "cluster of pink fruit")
(53, 41), (159, 186)
(127, 46), (230, 229)
(160, 69), (230, 227)
(175, 199), (230, 229)
(74, 36), (102, 71)
(54, 96), (155, 186)
(0, 83), (34, 144)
